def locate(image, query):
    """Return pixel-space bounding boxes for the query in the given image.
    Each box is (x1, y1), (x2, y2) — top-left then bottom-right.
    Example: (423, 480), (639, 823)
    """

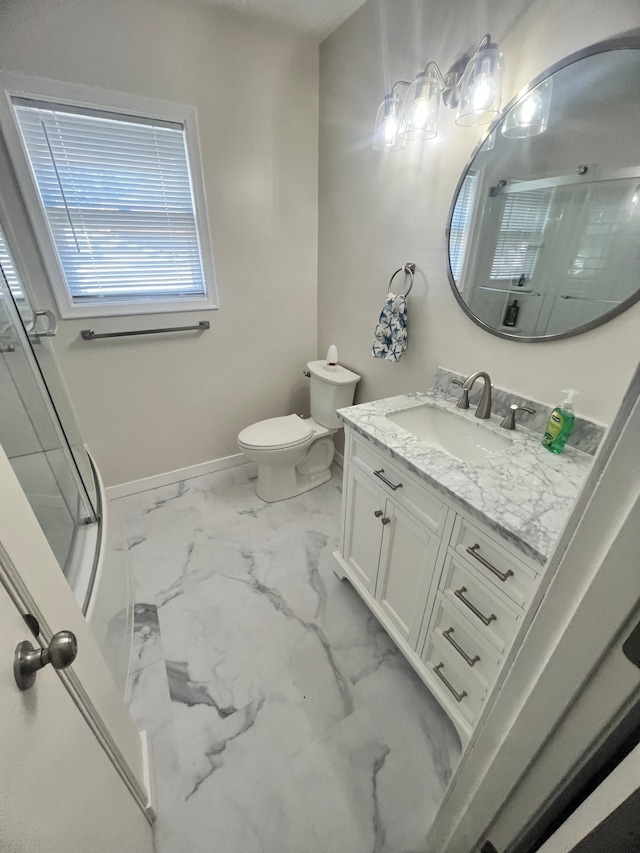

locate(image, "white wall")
(0, 0), (319, 487)
(318, 0), (640, 426)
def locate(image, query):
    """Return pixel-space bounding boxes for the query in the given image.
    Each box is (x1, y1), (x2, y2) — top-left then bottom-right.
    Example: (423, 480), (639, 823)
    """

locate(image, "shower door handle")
(31, 309), (58, 338)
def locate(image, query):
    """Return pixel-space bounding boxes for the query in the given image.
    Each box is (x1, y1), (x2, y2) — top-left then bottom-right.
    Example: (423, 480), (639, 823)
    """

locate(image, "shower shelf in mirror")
(479, 286), (539, 296)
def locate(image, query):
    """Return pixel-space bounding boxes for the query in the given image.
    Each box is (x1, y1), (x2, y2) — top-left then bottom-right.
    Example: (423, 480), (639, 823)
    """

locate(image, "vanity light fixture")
(400, 63), (442, 141)
(456, 36), (504, 126)
(502, 78), (553, 138)
(373, 34), (504, 151)
(481, 128), (497, 152)
(372, 86), (408, 151)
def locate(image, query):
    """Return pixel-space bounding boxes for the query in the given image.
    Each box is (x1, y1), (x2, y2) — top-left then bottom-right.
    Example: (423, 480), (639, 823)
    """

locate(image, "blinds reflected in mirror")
(0, 228), (25, 303)
(489, 188), (552, 281)
(449, 171), (477, 285)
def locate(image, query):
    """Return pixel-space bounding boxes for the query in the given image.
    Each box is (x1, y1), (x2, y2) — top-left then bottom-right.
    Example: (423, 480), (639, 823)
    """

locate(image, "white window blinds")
(12, 98), (207, 305)
(449, 171), (477, 282)
(489, 188), (552, 280)
(0, 229), (25, 302)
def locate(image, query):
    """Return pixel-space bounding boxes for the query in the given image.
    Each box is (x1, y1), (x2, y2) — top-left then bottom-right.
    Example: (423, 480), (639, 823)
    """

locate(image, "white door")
(0, 445), (154, 850)
(376, 500), (441, 647)
(343, 465), (384, 593)
(0, 565), (154, 853)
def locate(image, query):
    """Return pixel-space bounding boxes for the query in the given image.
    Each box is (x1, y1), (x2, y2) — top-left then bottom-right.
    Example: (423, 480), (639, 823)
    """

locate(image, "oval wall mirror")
(446, 35), (640, 342)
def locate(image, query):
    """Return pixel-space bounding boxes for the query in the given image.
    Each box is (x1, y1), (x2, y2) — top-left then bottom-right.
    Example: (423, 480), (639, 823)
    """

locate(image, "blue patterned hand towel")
(371, 293), (408, 362)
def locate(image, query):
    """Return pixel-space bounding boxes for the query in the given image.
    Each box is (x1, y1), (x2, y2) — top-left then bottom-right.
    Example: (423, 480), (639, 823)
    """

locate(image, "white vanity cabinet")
(335, 428), (544, 741)
(341, 435), (450, 648)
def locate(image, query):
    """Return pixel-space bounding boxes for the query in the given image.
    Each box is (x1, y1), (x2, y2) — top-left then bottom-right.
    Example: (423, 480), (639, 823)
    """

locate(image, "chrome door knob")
(14, 630), (78, 691)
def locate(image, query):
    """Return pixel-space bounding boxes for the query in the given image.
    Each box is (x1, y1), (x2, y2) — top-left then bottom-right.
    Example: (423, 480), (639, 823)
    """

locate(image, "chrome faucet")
(456, 371), (493, 419)
(500, 403), (536, 430)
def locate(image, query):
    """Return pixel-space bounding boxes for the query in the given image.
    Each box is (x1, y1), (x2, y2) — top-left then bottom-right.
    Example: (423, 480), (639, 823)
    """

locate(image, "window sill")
(56, 296), (219, 321)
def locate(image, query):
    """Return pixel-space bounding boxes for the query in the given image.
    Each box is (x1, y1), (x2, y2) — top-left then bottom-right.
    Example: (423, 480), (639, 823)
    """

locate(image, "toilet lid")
(238, 415), (314, 450)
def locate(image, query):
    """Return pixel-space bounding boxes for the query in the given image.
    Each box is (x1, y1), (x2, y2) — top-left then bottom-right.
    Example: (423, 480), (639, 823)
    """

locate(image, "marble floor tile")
(118, 464), (461, 853)
(130, 603), (164, 674)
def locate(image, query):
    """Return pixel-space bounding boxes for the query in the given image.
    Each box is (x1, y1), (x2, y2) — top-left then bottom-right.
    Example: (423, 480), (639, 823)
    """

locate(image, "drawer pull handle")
(374, 469), (403, 491)
(454, 587), (497, 626)
(433, 662), (467, 702)
(443, 627), (480, 667)
(374, 510), (383, 518)
(466, 543), (514, 582)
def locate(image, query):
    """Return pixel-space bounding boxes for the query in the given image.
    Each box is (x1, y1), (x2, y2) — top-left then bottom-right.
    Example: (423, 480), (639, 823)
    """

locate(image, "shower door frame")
(0, 183), (102, 606)
(0, 200), (98, 510)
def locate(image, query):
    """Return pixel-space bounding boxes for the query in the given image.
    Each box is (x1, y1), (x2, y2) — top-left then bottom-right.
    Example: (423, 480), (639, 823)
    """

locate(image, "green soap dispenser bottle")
(542, 389), (578, 454)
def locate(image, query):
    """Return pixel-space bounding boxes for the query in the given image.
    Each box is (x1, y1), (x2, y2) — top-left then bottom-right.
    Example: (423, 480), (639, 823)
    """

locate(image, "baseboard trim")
(138, 729), (156, 819)
(106, 453), (247, 500)
(334, 451), (344, 470)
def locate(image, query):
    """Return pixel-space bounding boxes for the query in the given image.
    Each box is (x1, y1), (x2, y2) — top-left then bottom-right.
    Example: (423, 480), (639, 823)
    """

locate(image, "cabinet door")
(343, 466), (384, 594)
(376, 501), (441, 648)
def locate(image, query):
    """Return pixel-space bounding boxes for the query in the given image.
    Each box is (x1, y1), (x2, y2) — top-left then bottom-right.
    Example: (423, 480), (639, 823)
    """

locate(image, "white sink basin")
(386, 404), (513, 463)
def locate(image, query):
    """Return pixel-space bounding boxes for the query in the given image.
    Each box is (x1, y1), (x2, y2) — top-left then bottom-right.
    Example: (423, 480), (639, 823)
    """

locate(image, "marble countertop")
(337, 390), (594, 566)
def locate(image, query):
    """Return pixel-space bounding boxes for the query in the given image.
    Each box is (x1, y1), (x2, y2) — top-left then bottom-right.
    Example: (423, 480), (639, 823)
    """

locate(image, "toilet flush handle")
(303, 369), (311, 378)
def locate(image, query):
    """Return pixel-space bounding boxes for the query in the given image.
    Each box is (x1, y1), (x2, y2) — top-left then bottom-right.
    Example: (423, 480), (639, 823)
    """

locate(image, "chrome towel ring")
(388, 262), (416, 297)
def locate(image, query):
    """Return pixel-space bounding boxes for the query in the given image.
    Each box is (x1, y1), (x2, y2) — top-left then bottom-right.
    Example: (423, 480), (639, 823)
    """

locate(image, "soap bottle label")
(543, 410), (564, 445)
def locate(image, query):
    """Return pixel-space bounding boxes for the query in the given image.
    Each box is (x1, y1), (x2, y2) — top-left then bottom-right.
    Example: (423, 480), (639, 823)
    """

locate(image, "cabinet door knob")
(381, 517), (391, 525)
(374, 510), (383, 518)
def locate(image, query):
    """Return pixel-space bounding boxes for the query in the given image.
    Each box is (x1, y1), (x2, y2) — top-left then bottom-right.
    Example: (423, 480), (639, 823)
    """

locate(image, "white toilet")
(238, 360), (361, 502)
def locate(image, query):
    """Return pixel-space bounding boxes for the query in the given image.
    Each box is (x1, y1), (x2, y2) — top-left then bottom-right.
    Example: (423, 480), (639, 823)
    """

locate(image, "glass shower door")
(0, 232), (98, 591)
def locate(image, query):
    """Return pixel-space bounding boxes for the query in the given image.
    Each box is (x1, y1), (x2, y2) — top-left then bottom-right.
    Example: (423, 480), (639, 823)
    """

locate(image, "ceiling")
(198, 0), (368, 39)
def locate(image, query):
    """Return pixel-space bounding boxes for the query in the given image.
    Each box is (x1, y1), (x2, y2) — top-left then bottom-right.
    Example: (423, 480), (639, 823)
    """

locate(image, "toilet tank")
(307, 360), (361, 429)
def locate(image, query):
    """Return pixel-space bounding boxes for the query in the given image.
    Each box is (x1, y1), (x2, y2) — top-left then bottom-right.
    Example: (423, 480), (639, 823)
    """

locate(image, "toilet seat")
(238, 414), (313, 451)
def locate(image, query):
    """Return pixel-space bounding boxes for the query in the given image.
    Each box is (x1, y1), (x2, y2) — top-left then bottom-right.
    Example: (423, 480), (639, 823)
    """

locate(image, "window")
(0, 227), (34, 329)
(449, 171), (477, 283)
(1, 78), (216, 318)
(489, 188), (552, 282)
(0, 228), (25, 303)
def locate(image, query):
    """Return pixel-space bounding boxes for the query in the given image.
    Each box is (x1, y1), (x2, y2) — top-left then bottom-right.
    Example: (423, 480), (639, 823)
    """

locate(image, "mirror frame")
(445, 33), (640, 343)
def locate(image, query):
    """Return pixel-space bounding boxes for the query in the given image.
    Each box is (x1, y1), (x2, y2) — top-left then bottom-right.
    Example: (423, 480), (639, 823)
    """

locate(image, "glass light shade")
(502, 78), (553, 138)
(481, 127), (497, 151)
(400, 71), (440, 141)
(372, 93), (405, 151)
(456, 44), (504, 127)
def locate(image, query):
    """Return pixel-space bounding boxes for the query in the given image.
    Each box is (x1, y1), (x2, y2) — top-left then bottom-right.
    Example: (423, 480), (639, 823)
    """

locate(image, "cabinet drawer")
(451, 516), (539, 610)
(423, 635), (486, 726)
(428, 593), (501, 688)
(351, 436), (447, 534)
(440, 555), (521, 653)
